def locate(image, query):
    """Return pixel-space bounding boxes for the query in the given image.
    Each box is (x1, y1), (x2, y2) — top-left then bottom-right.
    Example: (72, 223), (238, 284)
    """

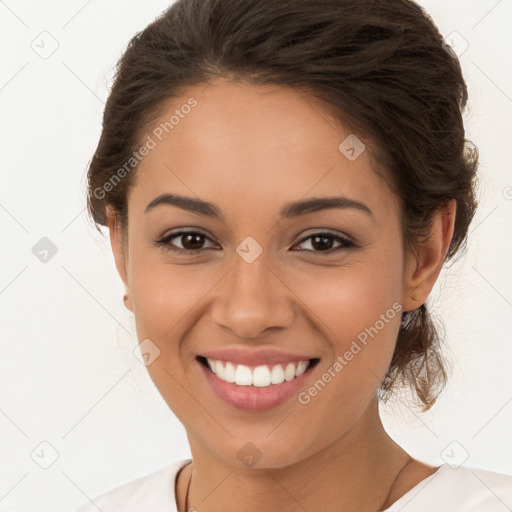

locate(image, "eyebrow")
(145, 193), (373, 219)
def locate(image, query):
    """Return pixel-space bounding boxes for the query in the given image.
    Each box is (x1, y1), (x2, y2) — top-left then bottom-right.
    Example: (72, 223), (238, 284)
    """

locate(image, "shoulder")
(441, 465), (512, 509)
(387, 464), (512, 511)
(74, 458), (192, 512)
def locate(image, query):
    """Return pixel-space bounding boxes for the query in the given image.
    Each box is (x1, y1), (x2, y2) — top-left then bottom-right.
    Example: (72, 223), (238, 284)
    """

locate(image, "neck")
(178, 397), (414, 512)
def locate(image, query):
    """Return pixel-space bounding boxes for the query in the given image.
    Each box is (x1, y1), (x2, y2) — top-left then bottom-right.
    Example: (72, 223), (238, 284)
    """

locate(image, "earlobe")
(106, 208), (133, 312)
(402, 199), (457, 312)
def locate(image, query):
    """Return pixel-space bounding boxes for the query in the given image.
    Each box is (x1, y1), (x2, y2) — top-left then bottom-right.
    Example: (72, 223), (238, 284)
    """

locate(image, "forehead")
(130, 79), (397, 222)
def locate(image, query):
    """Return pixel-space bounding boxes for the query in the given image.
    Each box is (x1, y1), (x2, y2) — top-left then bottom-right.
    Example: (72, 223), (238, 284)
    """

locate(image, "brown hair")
(86, 0), (478, 411)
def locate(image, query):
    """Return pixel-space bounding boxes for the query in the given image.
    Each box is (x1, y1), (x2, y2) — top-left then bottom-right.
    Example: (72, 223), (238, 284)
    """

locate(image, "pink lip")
(199, 347), (316, 367)
(197, 358), (318, 412)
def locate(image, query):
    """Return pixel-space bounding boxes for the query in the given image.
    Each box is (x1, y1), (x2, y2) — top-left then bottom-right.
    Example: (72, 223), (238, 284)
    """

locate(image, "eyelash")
(154, 229), (356, 255)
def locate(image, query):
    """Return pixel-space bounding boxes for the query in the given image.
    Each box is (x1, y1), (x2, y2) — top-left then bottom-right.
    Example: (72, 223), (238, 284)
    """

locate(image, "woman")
(76, 0), (512, 510)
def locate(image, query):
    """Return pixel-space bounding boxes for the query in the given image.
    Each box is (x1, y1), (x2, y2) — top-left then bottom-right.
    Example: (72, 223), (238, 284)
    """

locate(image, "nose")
(210, 250), (296, 339)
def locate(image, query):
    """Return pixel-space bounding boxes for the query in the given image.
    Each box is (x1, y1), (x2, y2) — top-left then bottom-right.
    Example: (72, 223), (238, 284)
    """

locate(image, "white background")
(1, 1), (511, 510)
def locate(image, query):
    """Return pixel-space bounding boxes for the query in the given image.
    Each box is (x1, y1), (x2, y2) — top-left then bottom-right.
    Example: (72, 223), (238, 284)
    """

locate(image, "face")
(108, 79), (448, 468)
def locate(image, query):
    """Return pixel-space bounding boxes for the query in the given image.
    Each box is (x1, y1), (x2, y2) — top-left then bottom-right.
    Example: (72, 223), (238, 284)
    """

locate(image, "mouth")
(196, 355), (321, 412)
(196, 355), (320, 388)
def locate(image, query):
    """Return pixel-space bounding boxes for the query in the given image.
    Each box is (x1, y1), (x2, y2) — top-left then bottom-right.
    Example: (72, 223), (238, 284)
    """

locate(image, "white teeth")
(284, 363), (296, 381)
(224, 362), (236, 383)
(270, 364), (284, 384)
(296, 361), (308, 376)
(205, 358), (311, 387)
(253, 365), (271, 387)
(234, 364), (253, 386)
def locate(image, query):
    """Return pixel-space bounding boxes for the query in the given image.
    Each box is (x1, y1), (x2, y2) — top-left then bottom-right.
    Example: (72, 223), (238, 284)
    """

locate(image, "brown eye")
(293, 232), (355, 253)
(154, 230), (355, 255)
(155, 230), (218, 253)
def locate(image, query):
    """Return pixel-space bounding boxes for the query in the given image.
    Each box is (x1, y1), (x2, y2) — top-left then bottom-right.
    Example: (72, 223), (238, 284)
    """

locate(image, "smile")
(196, 356), (320, 412)
(202, 357), (315, 387)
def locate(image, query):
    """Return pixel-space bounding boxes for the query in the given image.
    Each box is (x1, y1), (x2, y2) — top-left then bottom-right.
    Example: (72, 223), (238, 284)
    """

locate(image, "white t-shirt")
(74, 458), (512, 511)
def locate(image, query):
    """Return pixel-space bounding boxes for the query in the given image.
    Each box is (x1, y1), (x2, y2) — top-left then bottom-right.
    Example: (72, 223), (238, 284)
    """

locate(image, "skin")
(107, 78), (456, 511)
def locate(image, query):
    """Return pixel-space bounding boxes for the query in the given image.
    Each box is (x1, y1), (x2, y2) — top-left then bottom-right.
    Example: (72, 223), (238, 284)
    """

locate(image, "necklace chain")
(184, 464), (192, 512)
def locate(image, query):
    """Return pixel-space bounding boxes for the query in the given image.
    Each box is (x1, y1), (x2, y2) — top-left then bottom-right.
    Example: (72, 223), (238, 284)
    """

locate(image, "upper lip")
(198, 347), (318, 367)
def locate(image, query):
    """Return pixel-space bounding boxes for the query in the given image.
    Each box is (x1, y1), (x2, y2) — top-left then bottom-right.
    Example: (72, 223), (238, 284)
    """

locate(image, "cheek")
(129, 263), (214, 342)
(291, 279), (402, 427)
(126, 260), (215, 418)
(289, 245), (404, 332)
(287, 250), (404, 385)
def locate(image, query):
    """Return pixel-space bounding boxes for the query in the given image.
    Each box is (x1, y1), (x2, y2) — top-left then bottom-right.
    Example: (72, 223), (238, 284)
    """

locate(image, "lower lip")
(197, 359), (317, 412)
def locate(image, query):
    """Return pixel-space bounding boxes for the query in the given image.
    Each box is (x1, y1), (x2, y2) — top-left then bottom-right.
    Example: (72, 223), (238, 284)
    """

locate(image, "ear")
(106, 208), (133, 312)
(402, 199), (457, 312)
